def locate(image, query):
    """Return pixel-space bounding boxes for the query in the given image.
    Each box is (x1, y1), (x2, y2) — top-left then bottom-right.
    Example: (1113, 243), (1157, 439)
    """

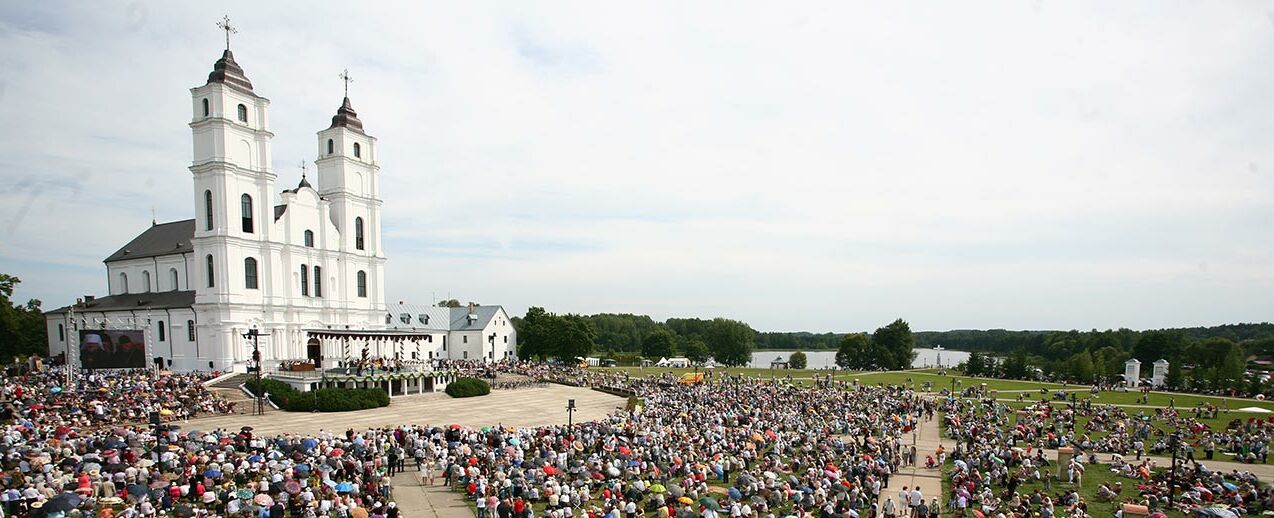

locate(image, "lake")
(748, 348), (970, 369)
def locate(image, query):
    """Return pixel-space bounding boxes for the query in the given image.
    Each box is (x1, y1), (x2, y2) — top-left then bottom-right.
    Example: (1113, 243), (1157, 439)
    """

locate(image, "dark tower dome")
(206, 50), (255, 93)
(329, 97), (364, 132)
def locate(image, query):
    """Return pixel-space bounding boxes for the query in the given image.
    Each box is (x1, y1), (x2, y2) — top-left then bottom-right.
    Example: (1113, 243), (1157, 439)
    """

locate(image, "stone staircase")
(206, 373), (271, 415)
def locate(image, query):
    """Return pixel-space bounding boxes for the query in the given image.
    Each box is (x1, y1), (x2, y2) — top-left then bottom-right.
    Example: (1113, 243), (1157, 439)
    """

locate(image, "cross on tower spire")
(299, 160), (308, 179)
(216, 15), (237, 51)
(339, 69), (353, 98)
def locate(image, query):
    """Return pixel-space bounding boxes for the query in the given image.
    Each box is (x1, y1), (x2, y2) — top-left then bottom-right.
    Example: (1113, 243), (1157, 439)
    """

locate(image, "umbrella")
(335, 482), (355, 493)
(248, 455), (263, 463)
(51, 387), (63, 394)
(543, 466), (558, 476)
(677, 497), (694, 505)
(159, 409), (174, 416)
(1223, 482), (1239, 491)
(236, 489), (253, 500)
(138, 459), (155, 467)
(330, 448), (345, 457)
(127, 484), (149, 497)
(101, 449), (120, 458)
(509, 438), (521, 446)
(241, 426), (254, 432)
(46, 493), (83, 512)
(254, 494), (274, 506)
(699, 497), (721, 511)
(302, 438), (318, 450)
(173, 504), (194, 518)
(204, 469), (222, 479)
(285, 480), (302, 494)
(650, 484), (667, 494)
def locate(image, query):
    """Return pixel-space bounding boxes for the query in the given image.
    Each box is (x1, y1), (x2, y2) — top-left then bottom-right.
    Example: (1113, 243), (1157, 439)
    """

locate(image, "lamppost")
(566, 399), (576, 430)
(242, 327), (262, 416)
(488, 333), (496, 363)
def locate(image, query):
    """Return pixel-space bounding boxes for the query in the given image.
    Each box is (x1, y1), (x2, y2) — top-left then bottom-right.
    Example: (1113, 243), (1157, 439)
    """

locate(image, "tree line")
(0, 275), (49, 362)
(958, 328), (1274, 393)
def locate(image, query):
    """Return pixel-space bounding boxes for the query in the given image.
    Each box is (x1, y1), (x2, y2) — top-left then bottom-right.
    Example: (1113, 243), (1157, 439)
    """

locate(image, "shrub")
(245, 378), (389, 412)
(445, 377), (491, 398)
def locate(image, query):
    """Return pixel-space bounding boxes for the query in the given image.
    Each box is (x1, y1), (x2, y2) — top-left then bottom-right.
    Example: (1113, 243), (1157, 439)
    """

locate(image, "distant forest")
(568, 313), (1274, 357)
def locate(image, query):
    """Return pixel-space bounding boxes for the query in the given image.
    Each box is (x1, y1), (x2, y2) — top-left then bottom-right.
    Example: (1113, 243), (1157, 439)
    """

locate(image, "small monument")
(1124, 359), (1141, 388)
(1152, 359), (1169, 387)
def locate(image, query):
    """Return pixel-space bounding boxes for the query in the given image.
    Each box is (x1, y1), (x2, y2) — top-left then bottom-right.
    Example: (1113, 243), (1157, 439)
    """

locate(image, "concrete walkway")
(391, 471), (473, 518)
(889, 410), (952, 506)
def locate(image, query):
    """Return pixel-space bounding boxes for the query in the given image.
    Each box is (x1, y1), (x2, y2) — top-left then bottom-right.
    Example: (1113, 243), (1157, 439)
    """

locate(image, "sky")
(0, 2), (1271, 333)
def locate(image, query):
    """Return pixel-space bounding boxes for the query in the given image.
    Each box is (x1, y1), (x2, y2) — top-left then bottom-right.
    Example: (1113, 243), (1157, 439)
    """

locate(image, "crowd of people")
(4, 360), (1274, 518)
(941, 389), (1274, 517)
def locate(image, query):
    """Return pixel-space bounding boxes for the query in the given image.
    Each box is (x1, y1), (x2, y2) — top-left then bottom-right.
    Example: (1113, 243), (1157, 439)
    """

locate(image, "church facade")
(44, 46), (516, 372)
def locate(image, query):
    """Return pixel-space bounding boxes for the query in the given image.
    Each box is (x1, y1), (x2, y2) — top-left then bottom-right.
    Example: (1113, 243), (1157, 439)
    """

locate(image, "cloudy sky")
(1, 2), (1271, 333)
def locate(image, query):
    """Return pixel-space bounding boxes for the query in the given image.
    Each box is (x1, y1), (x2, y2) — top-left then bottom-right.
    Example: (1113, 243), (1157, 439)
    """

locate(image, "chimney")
(84, 295), (95, 304)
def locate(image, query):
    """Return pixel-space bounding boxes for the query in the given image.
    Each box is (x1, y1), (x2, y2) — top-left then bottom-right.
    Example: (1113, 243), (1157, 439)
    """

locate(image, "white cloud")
(1, 1), (1272, 332)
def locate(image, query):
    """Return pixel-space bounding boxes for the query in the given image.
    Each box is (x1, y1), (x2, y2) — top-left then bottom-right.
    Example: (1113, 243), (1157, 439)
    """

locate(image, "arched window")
(142, 271), (151, 292)
(202, 98), (210, 117)
(313, 266), (322, 297)
(169, 268), (179, 291)
(205, 255), (215, 288)
(119, 272), (128, 294)
(327, 139), (334, 155)
(353, 142), (361, 158)
(357, 270), (367, 298)
(204, 190), (214, 231)
(158, 321), (166, 342)
(355, 217), (365, 250)
(385, 313), (392, 324)
(237, 104), (248, 123)
(304, 230), (314, 247)
(240, 194), (254, 233)
(187, 320), (195, 342)
(244, 257), (258, 289)
(300, 264), (309, 296)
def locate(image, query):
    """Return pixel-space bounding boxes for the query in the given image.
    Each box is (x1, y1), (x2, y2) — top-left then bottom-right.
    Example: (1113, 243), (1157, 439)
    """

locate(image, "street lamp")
(488, 333), (496, 363)
(242, 327), (262, 416)
(566, 399), (576, 430)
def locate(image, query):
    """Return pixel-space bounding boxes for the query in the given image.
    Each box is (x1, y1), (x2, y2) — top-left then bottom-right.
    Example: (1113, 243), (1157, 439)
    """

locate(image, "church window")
(442, 336), (447, 351)
(204, 190), (214, 231)
(300, 265), (309, 296)
(353, 142), (361, 158)
(355, 217), (365, 250)
(357, 271), (367, 298)
(206, 255), (215, 288)
(158, 321), (166, 342)
(327, 139), (334, 155)
(244, 257), (259, 289)
(385, 313), (392, 324)
(169, 268), (179, 290)
(237, 104), (248, 123)
(142, 271), (151, 292)
(304, 230), (314, 247)
(463, 335), (468, 344)
(240, 194), (254, 233)
(504, 336), (508, 343)
(119, 272), (128, 294)
(187, 320), (195, 342)
(313, 266), (322, 297)
(58, 324), (64, 341)
(202, 98), (209, 117)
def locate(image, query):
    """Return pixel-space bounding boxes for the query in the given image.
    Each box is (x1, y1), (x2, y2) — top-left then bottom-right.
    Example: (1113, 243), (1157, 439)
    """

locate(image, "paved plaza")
(187, 384), (627, 436)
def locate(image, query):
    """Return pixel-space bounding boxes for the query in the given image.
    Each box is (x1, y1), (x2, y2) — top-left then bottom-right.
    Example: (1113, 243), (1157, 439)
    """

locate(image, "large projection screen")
(79, 329), (146, 369)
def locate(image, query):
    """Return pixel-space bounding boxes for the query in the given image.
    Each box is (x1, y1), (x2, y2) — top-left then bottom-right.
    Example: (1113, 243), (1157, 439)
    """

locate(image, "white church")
(45, 41), (517, 373)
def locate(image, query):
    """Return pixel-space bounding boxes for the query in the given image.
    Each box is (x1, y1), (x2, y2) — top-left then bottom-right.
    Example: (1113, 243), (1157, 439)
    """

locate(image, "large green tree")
(0, 275), (46, 361)
(871, 319), (916, 370)
(705, 318), (754, 366)
(516, 307), (553, 360)
(683, 338), (710, 363)
(836, 333), (871, 369)
(642, 327), (677, 359)
(553, 314), (598, 361)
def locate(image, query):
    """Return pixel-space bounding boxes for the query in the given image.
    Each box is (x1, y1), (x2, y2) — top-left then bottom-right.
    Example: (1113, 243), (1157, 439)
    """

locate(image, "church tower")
(315, 78), (383, 258)
(188, 26), (276, 308)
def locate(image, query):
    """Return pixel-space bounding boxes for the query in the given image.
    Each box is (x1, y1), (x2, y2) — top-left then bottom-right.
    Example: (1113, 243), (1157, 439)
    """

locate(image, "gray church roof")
(206, 50), (255, 94)
(103, 219), (195, 263)
(45, 290), (195, 315)
(383, 302), (505, 332)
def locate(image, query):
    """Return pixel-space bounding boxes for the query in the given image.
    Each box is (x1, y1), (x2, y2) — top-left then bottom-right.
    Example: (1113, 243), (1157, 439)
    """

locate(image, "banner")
(79, 329), (146, 369)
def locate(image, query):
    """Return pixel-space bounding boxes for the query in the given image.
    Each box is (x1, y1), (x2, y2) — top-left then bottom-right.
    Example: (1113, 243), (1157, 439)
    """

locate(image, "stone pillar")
(1056, 447), (1073, 479)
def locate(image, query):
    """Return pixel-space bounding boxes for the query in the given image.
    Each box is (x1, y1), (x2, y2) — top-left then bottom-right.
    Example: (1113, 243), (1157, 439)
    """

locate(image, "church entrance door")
(307, 338), (322, 367)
